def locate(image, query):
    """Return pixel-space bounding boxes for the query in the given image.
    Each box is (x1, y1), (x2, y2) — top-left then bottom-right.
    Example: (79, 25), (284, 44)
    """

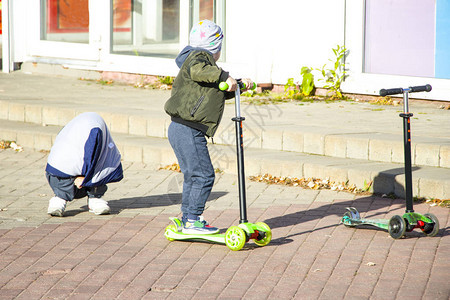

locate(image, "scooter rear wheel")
(254, 222), (272, 247)
(225, 226), (247, 251)
(388, 215), (406, 239)
(423, 213), (440, 237)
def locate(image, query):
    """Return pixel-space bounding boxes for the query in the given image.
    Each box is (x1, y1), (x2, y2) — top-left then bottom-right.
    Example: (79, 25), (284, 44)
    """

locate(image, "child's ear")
(213, 51), (221, 62)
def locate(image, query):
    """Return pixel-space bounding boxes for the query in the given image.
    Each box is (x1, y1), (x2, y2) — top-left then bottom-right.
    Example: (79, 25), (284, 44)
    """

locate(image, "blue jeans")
(46, 172), (107, 202)
(168, 122), (215, 220)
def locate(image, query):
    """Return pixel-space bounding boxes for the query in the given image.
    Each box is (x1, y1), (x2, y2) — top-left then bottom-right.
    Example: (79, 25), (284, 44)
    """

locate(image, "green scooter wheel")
(423, 213), (440, 237)
(164, 224), (177, 241)
(225, 226), (247, 251)
(388, 215), (406, 239)
(254, 222), (272, 247)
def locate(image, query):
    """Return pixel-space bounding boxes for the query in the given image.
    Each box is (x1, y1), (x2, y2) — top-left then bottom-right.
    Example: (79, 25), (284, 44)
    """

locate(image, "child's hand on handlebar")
(241, 78), (254, 91)
(225, 76), (237, 92)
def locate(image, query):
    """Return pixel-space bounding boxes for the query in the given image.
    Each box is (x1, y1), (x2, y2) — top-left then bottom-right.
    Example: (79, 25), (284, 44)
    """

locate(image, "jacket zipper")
(190, 95), (205, 117)
(210, 101), (225, 137)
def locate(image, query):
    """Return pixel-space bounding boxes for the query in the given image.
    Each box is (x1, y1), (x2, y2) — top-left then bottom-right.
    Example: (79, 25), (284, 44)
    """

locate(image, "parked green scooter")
(341, 85), (439, 239)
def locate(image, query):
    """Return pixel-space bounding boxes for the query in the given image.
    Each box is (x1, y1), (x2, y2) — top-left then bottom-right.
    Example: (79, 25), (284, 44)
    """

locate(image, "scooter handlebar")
(379, 87), (404, 97)
(219, 80), (257, 91)
(380, 84), (432, 96)
(409, 84), (432, 93)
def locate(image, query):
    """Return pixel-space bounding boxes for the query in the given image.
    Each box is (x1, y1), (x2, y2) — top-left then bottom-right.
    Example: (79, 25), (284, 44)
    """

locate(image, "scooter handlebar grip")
(379, 87), (404, 97)
(219, 82), (229, 91)
(219, 81), (257, 91)
(409, 84), (432, 93)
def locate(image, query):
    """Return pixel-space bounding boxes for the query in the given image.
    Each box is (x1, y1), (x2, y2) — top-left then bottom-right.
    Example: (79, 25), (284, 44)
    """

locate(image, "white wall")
(223, 0), (345, 85)
(10, 0), (37, 64)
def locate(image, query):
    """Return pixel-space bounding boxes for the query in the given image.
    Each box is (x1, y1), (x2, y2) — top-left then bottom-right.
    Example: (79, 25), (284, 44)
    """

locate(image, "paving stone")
(0, 72), (449, 299)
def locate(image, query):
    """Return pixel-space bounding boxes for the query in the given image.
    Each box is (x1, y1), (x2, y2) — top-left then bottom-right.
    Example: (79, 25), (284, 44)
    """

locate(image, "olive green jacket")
(164, 49), (234, 137)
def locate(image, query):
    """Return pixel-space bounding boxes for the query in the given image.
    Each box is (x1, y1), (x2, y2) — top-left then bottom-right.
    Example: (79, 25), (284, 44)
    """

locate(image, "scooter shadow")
(63, 191), (228, 216)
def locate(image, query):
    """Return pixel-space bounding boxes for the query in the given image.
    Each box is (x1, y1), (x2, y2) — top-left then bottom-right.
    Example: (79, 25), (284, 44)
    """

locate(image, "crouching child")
(45, 112), (123, 216)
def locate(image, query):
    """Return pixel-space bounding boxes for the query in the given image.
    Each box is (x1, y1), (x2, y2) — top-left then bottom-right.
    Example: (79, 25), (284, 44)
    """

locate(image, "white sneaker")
(47, 196), (67, 217)
(88, 198), (110, 215)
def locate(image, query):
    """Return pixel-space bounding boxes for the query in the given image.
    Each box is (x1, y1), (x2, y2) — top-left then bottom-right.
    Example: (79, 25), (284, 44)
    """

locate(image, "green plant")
(300, 67), (315, 96)
(282, 78), (305, 100)
(241, 89), (269, 98)
(284, 78), (299, 98)
(158, 76), (174, 85)
(97, 79), (113, 85)
(317, 45), (348, 99)
(362, 180), (373, 192)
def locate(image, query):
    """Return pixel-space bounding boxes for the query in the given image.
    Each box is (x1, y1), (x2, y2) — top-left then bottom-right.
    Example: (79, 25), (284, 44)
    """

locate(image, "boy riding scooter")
(164, 20), (253, 234)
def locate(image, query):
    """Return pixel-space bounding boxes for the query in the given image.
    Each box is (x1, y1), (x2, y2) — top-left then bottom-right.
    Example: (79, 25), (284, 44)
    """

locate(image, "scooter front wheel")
(388, 215), (406, 239)
(254, 222), (272, 247)
(225, 226), (247, 251)
(423, 213), (440, 237)
(342, 211), (356, 227)
(164, 224), (177, 241)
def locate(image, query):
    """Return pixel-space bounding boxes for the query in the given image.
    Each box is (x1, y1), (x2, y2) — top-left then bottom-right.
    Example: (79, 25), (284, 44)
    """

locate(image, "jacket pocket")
(190, 95), (205, 117)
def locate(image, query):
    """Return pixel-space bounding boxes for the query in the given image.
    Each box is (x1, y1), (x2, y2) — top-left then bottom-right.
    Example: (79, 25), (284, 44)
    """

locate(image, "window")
(111, 0), (222, 58)
(112, 0), (181, 58)
(40, 0), (90, 43)
(364, 0), (450, 79)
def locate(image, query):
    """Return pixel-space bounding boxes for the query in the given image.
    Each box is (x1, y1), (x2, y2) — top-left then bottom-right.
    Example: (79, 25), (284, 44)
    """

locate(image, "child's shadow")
(64, 191), (228, 216)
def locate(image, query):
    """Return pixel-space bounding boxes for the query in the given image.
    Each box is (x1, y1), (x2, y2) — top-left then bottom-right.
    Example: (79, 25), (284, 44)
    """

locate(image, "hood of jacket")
(175, 46), (211, 68)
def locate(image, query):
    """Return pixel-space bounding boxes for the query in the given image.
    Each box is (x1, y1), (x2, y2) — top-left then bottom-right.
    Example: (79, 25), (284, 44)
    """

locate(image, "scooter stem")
(401, 89), (414, 212)
(233, 84), (248, 223)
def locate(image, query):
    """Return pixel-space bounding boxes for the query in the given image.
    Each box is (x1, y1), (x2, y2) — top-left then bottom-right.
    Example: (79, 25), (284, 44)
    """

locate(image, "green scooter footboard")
(165, 217), (226, 244)
(346, 217), (390, 230)
(164, 229), (226, 244)
(341, 207), (389, 230)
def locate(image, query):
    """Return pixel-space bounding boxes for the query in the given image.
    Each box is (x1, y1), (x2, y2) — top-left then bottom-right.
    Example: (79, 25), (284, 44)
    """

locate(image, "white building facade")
(2, 0), (450, 101)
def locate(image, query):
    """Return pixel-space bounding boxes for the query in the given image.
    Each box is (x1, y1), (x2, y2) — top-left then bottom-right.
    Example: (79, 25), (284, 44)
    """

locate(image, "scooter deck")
(164, 217), (226, 244)
(341, 207), (389, 230)
(165, 230), (226, 244)
(342, 217), (390, 230)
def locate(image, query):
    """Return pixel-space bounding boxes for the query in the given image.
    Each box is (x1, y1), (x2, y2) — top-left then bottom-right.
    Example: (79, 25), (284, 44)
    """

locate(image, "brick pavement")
(0, 147), (449, 299)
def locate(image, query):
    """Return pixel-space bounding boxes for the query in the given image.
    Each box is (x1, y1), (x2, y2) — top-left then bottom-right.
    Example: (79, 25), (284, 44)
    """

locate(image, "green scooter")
(341, 85), (439, 239)
(164, 80), (272, 250)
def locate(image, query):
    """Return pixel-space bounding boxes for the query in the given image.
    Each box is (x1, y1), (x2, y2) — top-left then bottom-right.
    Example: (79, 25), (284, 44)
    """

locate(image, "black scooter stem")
(233, 84), (248, 223)
(234, 116), (248, 223)
(379, 85), (432, 213)
(401, 90), (414, 212)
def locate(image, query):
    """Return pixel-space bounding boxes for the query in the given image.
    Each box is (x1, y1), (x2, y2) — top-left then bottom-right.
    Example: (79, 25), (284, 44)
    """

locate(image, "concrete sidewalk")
(0, 147), (449, 299)
(0, 70), (449, 199)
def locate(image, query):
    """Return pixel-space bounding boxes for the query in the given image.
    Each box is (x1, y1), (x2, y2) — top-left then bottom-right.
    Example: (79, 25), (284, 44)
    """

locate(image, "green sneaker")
(182, 216), (219, 235)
